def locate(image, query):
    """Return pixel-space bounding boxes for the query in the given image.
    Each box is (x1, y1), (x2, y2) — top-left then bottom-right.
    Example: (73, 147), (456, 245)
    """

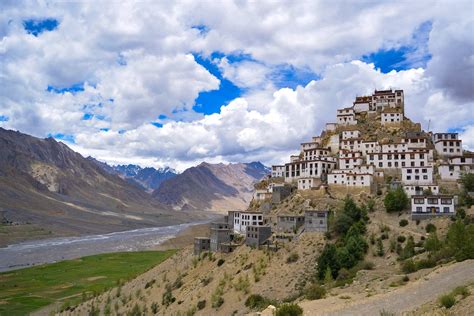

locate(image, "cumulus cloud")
(0, 0), (473, 170)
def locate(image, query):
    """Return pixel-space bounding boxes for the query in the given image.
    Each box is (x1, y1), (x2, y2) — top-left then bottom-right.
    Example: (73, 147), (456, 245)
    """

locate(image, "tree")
(460, 173), (474, 192)
(424, 232), (442, 253)
(317, 244), (340, 280)
(384, 187), (409, 213)
(334, 213), (354, 236)
(345, 234), (368, 261)
(400, 236), (415, 259)
(446, 220), (474, 261)
(336, 246), (356, 269)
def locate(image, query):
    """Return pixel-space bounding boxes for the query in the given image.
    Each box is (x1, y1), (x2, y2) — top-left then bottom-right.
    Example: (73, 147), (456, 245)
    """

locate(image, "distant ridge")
(153, 161), (270, 212)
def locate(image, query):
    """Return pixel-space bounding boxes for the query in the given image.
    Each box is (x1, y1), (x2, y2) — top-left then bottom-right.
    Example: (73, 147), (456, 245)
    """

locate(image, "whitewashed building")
(433, 133), (462, 156)
(403, 132), (428, 149)
(253, 189), (272, 201)
(328, 171), (372, 187)
(303, 148), (331, 161)
(340, 138), (362, 151)
(401, 166), (434, 185)
(367, 150), (429, 169)
(325, 122), (337, 132)
(359, 141), (381, 156)
(271, 165), (285, 178)
(353, 96), (371, 113)
(381, 110), (403, 125)
(372, 89), (404, 112)
(381, 143), (408, 153)
(284, 159), (336, 182)
(233, 212), (266, 234)
(297, 177), (320, 190)
(411, 195), (455, 218)
(341, 130), (361, 140)
(300, 141), (320, 151)
(439, 163), (474, 181)
(403, 185), (439, 197)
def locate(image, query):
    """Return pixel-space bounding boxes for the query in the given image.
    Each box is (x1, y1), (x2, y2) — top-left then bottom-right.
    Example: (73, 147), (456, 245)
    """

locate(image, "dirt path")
(300, 259), (474, 315)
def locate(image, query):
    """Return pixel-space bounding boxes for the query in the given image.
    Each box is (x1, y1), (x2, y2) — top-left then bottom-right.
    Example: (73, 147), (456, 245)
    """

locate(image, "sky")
(0, 1), (473, 171)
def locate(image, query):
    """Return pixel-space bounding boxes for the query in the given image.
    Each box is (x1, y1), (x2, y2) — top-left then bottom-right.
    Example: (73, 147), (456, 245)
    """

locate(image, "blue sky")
(1, 2), (472, 169)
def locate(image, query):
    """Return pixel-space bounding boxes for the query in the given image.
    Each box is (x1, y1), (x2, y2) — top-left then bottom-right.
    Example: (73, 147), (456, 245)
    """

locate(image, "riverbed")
(0, 221), (208, 272)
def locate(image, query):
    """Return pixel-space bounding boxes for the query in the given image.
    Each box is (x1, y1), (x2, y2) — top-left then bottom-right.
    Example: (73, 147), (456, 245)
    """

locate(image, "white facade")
(381, 143), (408, 153)
(341, 130), (361, 140)
(411, 195), (455, 217)
(403, 185), (439, 197)
(233, 212), (265, 234)
(439, 164), (474, 181)
(368, 150), (429, 169)
(253, 189), (272, 201)
(290, 155), (300, 162)
(372, 89), (404, 111)
(340, 138), (361, 151)
(435, 139), (462, 156)
(300, 141), (320, 151)
(337, 114), (357, 126)
(325, 123), (337, 132)
(359, 141), (381, 156)
(339, 156), (363, 170)
(353, 102), (370, 113)
(328, 172), (372, 187)
(297, 177), (320, 190)
(381, 112), (403, 125)
(303, 148), (331, 161)
(271, 165), (285, 178)
(284, 159), (336, 182)
(433, 133), (462, 157)
(403, 134), (428, 149)
(402, 166), (434, 185)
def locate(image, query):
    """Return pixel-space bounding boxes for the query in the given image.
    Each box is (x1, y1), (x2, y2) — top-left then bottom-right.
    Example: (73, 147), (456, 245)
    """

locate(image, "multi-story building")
(194, 237), (210, 255)
(341, 130), (361, 140)
(245, 226), (272, 247)
(271, 165), (285, 178)
(381, 109), (403, 125)
(367, 150), (429, 169)
(403, 185), (439, 197)
(403, 132), (428, 149)
(276, 214), (305, 233)
(210, 222), (232, 252)
(233, 212), (266, 234)
(433, 133), (463, 156)
(372, 89), (404, 112)
(337, 108), (357, 126)
(284, 159), (336, 182)
(401, 166), (434, 185)
(411, 195), (456, 218)
(304, 210), (328, 232)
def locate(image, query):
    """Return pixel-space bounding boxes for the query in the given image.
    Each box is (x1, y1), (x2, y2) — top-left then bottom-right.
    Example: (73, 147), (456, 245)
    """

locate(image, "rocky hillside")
(0, 128), (199, 243)
(88, 159), (177, 191)
(153, 162), (270, 212)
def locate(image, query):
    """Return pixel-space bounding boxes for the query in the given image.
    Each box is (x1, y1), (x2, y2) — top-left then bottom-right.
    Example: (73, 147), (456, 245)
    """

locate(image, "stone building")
(245, 225), (272, 247)
(304, 210), (328, 232)
(194, 237), (210, 255)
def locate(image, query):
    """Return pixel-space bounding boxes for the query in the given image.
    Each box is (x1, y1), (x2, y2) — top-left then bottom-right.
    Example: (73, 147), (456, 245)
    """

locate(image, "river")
(0, 221), (207, 272)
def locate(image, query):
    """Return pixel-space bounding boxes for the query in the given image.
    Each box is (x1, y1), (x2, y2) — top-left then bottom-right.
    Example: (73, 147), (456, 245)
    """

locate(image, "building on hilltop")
(433, 133), (463, 157)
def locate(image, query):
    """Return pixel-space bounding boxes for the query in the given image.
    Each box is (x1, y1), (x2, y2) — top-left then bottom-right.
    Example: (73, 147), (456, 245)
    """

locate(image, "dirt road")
(300, 259), (474, 315)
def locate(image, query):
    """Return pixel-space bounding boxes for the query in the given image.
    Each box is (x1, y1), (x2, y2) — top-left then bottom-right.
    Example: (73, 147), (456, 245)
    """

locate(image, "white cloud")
(0, 0), (473, 170)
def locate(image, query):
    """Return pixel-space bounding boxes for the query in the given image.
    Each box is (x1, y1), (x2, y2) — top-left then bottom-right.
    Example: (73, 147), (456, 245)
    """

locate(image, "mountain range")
(0, 127), (269, 244)
(87, 158), (177, 192)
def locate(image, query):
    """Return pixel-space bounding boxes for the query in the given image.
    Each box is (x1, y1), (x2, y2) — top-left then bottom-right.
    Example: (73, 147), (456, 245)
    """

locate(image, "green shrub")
(384, 188), (408, 213)
(376, 238), (384, 257)
(439, 294), (455, 308)
(286, 252), (299, 263)
(399, 219), (409, 227)
(211, 296), (224, 308)
(452, 286), (470, 298)
(276, 303), (303, 316)
(304, 284), (326, 300)
(245, 294), (270, 310)
(217, 259), (225, 267)
(151, 302), (159, 314)
(401, 259), (416, 274)
(426, 223), (437, 233)
(397, 235), (406, 243)
(359, 260), (375, 270)
(197, 300), (206, 310)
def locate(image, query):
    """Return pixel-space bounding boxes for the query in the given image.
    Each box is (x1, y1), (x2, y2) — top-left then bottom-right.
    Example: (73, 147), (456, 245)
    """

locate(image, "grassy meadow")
(0, 250), (176, 315)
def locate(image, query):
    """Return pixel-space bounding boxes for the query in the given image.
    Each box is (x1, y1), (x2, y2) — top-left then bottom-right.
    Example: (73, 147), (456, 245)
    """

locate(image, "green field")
(0, 250), (176, 315)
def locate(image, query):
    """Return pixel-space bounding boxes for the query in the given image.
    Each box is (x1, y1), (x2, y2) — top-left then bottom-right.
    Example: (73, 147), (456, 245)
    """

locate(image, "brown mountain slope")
(153, 162), (269, 212)
(0, 128), (200, 244)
